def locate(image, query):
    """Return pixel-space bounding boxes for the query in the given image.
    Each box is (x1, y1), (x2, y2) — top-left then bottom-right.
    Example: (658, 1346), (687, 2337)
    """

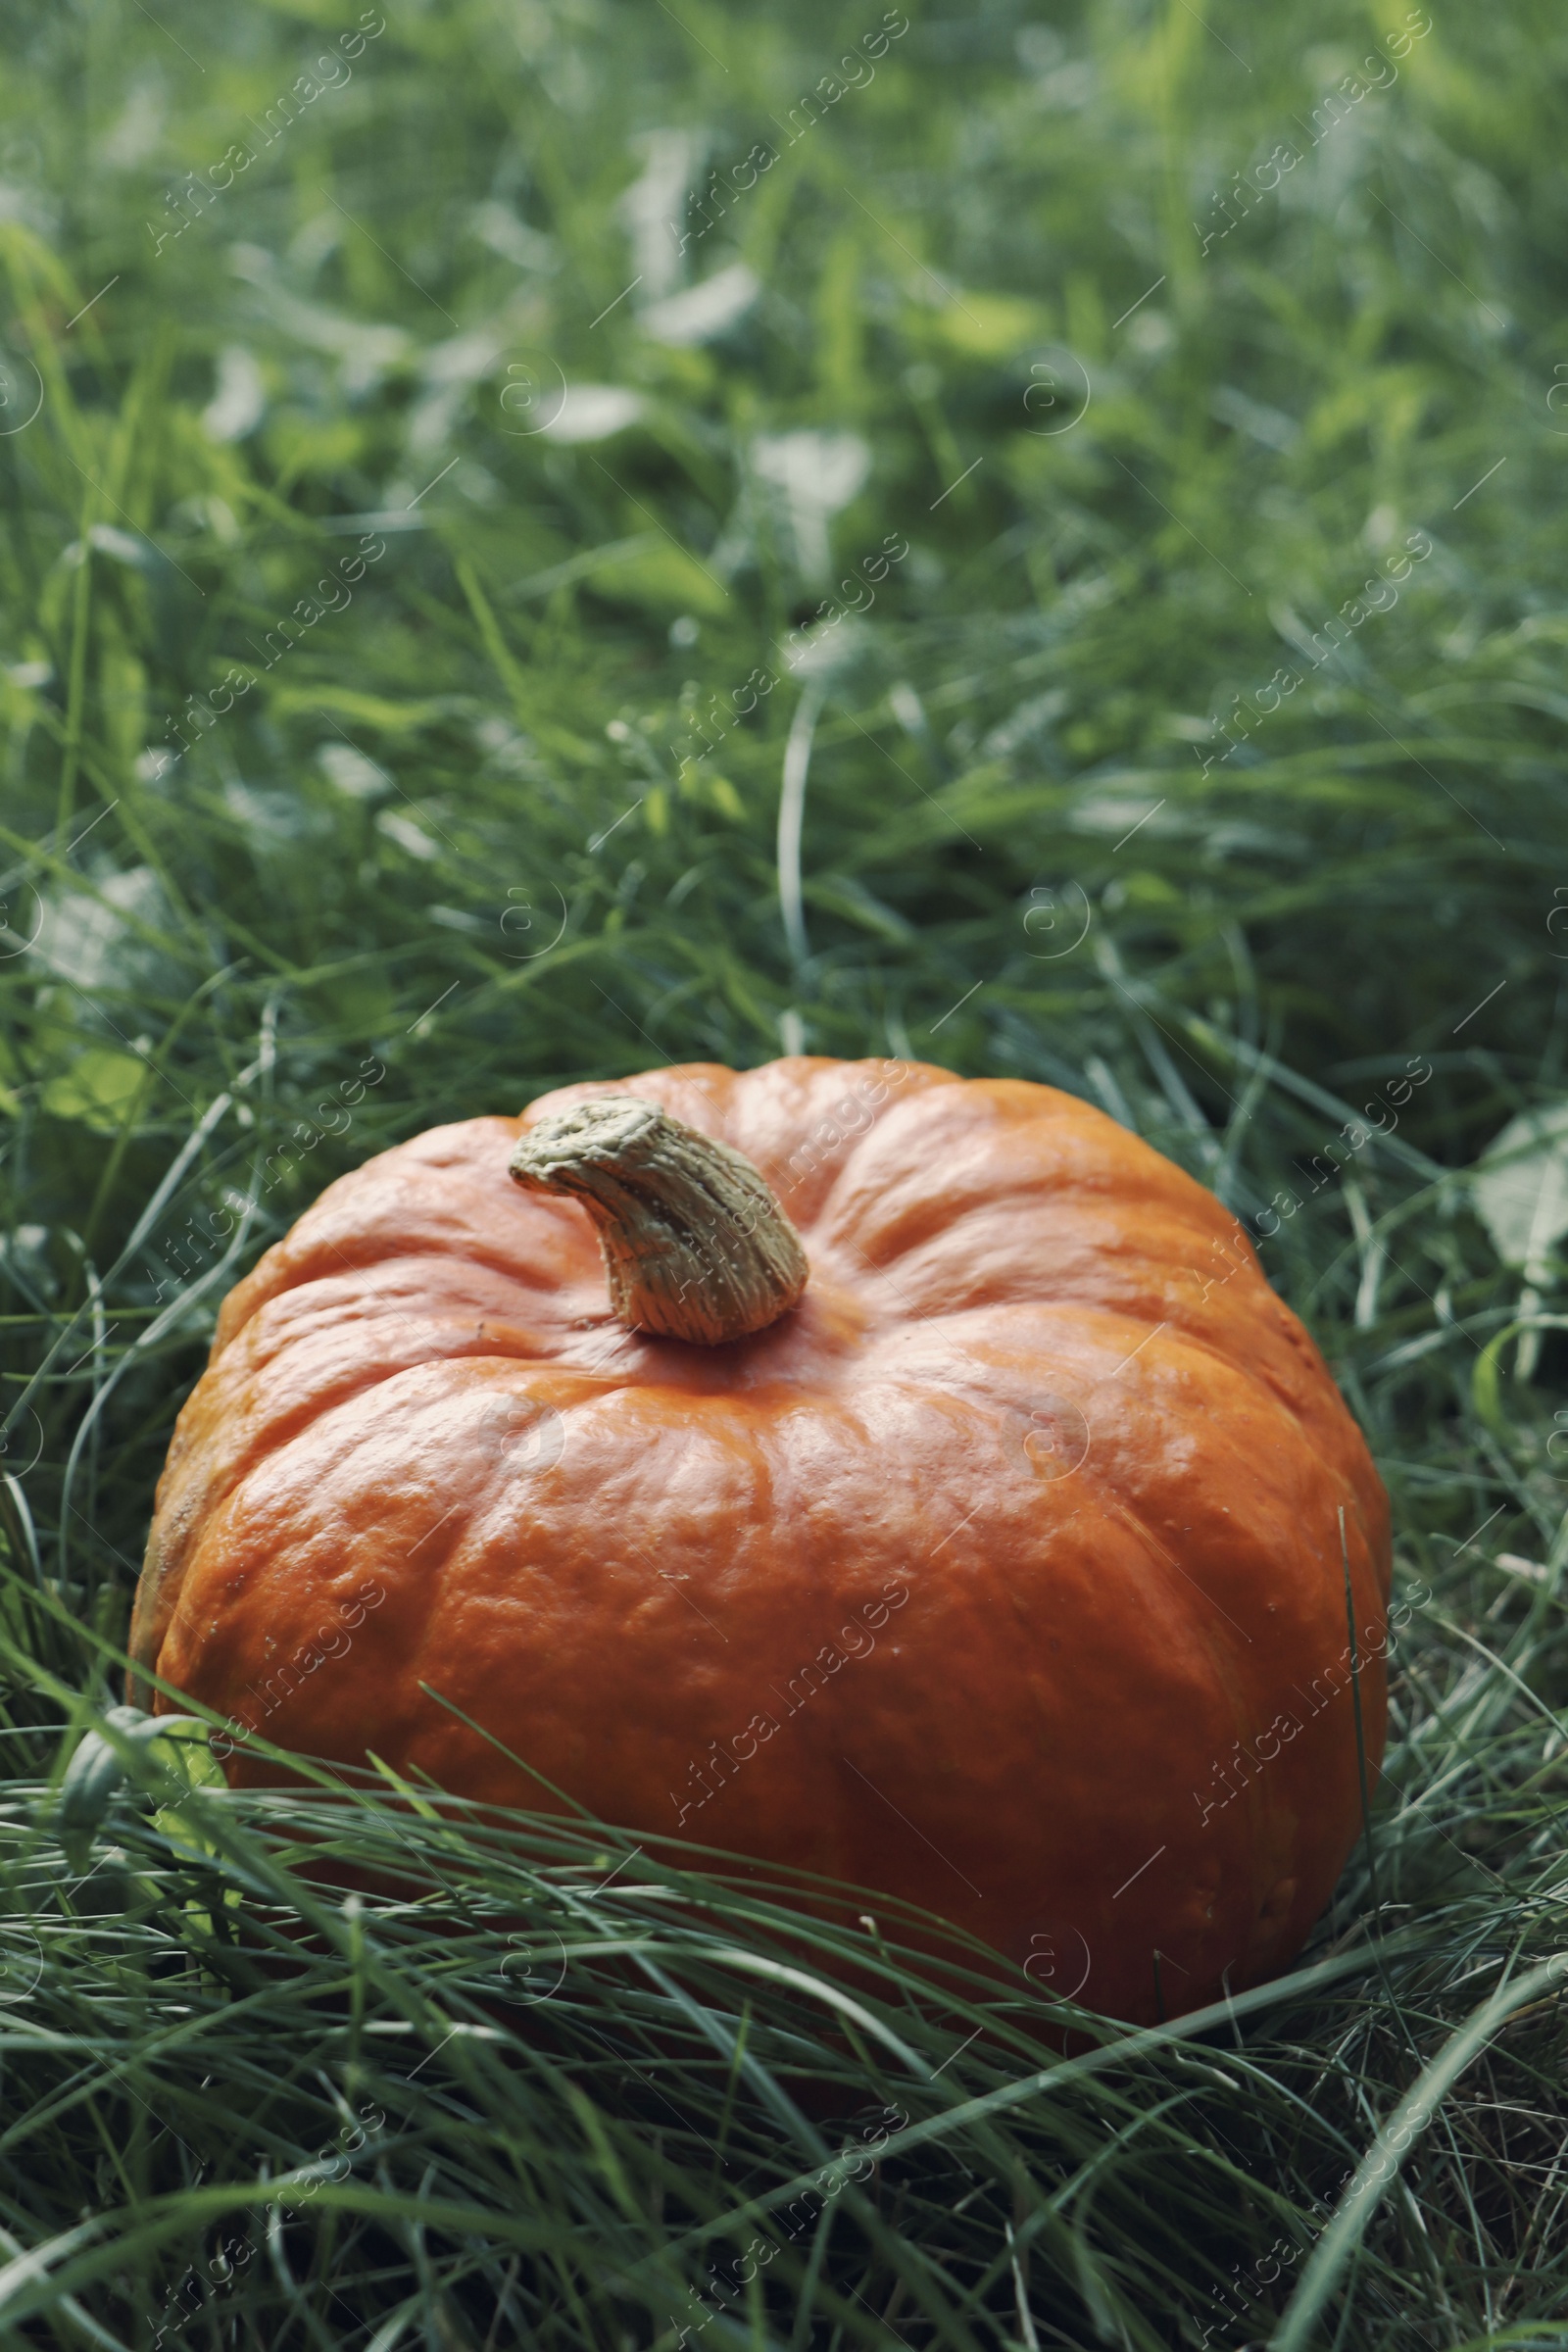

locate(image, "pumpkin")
(129, 1055), (1390, 2025)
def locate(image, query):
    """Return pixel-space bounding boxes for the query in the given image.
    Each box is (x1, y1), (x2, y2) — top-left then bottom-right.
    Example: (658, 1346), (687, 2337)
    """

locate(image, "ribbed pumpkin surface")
(131, 1056), (1390, 2024)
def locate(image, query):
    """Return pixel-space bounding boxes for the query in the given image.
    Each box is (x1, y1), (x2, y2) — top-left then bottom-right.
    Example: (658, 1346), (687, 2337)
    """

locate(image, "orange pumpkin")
(129, 1055), (1390, 2025)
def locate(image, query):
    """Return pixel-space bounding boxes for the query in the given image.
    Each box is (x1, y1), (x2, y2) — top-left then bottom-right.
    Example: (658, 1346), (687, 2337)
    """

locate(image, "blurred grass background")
(1, 0), (1567, 2343)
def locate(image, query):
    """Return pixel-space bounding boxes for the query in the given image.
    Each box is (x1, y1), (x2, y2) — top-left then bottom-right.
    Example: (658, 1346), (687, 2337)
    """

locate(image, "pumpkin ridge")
(213, 1230), (586, 1361)
(805, 1088), (1227, 1225)
(134, 1351), (629, 1685)
(1063, 1318), (1385, 1581)
(135, 1055), (1392, 2027)
(858, 1298), (1345, 1455)
(210, 1115), (537, 1350)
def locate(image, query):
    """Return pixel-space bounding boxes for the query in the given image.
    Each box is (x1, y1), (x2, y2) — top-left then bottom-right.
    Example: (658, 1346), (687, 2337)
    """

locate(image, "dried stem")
(509, 1097), (808, 1344)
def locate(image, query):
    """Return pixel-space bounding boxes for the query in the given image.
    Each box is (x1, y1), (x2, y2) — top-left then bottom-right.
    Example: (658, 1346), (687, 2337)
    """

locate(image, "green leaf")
(1473, 1102), (1568, 1282)
(588, 541), (732, 618)
(39, 1047), (146, 1132)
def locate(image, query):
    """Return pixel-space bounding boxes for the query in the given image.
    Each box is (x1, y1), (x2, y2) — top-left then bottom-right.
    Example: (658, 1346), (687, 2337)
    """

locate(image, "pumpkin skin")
(130, 1056), (1390, 2026)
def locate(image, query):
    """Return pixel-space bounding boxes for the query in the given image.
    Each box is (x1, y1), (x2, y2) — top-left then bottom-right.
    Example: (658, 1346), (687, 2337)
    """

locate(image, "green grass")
(1, 0), (1566, 2341)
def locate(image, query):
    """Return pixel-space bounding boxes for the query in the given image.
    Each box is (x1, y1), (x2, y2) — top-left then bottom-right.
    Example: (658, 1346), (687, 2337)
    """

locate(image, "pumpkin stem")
(509, 1098), (808, 1345)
